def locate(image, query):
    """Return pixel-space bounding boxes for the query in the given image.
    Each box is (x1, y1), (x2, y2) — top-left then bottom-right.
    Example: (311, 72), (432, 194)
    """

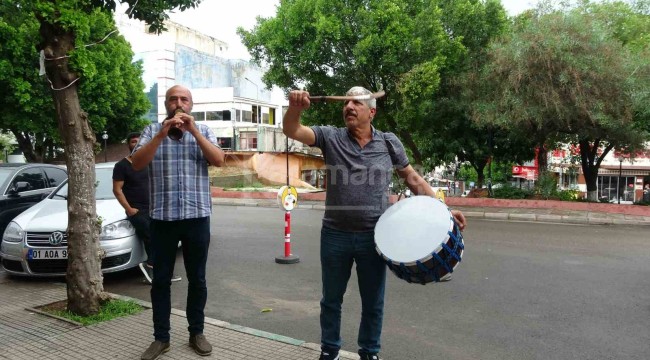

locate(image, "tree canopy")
(0, 3), (151, 162)
(470, 0), (650, 200)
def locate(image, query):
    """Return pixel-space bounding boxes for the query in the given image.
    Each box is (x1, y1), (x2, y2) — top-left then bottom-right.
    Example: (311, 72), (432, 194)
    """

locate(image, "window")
(43, 167), (67, 188)
(598, 175), (635, 202)
(239, 132), (257, 150)
(191, 112), (206, 121)
(12, 168), (46, 192)
(205, 110), (232, 121)
(251, 105), (260, 124)
(242, 110), (252, 123)
(217, 137), (232, 149)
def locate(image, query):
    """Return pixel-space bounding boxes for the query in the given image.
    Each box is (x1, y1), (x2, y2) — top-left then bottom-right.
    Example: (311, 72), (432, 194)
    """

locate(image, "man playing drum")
(283, 87), (467, 360)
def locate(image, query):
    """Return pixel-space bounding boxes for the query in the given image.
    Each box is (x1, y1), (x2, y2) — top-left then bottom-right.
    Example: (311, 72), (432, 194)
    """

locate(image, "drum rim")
(375, 196), (459, 264)
(377, 228), (464, 267)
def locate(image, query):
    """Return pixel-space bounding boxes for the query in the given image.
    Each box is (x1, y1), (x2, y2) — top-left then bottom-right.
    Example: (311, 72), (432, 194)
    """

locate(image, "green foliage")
(556, 189), (580, 201)
(45, 299), (142, 326)
(471, 0), (650, 195)
(239, 0), (509, 169)
(492, 183), (531, 199)
(534, 172), (558, 200)
(0, 2), (152, 161)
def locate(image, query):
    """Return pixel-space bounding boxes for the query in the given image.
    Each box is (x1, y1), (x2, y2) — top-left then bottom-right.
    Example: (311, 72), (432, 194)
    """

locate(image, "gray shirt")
(311, 125), (409, 232)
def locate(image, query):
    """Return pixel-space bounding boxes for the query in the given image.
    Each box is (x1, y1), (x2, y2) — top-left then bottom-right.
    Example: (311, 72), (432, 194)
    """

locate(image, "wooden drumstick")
(309, 90), (385, 103)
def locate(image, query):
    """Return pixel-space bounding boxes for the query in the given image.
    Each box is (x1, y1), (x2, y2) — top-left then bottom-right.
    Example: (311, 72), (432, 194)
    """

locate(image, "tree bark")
(579, 139), (614, 202)
(39, 20), (106, 316)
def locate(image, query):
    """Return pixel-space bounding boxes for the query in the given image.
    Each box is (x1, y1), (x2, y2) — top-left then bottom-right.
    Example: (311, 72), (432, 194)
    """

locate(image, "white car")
(0, 162), (146, 277)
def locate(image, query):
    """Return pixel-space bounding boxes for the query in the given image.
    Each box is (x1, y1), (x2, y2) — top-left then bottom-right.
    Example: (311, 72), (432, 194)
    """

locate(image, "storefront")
(549, 147), (650, 203)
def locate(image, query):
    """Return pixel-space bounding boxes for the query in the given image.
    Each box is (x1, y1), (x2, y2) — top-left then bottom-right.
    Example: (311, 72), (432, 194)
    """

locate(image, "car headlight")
(100, 220), (135, 240)
(3, 222), (25, 243)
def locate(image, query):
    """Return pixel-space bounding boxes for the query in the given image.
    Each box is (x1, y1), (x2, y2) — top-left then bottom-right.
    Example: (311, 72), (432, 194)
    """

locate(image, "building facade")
(115, 13), (286, 152)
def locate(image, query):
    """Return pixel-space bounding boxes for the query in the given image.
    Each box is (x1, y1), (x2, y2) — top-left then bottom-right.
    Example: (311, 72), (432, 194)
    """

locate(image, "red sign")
(512, 166), (538, 180)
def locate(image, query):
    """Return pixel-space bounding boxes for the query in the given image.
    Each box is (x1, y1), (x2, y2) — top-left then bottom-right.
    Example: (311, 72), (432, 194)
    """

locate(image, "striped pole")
(276, 210), (299, 264)
(284, 211), (291, 257)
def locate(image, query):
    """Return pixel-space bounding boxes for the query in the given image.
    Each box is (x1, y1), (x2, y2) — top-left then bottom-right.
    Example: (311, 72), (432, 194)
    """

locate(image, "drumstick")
(309, 90), (385, 103)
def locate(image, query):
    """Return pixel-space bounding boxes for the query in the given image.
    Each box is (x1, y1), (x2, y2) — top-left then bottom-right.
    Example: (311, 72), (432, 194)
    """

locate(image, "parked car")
(0, 162), (145, 277)
(0, 163), (68, 237)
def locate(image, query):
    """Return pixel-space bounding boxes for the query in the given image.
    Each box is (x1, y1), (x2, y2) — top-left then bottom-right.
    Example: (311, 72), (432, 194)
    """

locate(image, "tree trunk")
(578, 138), (612, 202)
(39, 21), (106, 316)
(474, 161), (487, 188)
(383, 116), (423, 165)
(12, 131), (42, 163)
(536, 143), (548, 175)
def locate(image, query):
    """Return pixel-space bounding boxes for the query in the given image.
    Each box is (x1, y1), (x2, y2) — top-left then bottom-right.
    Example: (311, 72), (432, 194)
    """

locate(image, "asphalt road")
(104, 206), (650, 360)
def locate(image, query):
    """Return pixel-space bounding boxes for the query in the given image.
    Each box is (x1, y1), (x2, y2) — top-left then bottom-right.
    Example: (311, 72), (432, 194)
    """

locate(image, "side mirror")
(11, 181), (31, 193)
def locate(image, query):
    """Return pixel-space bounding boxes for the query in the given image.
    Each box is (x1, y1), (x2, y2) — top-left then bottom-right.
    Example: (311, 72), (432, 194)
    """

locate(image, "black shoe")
(319, 349), (340, 360)
(189, 334), (212, 356)
(141, 340), (170, 360)
(358, 352), (380, 360)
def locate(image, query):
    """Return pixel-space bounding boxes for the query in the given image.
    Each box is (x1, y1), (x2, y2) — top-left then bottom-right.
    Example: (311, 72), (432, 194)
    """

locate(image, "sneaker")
(141, 340), (169, 360)
(189, 334), (212, 356)
(139, 263), (154, 284)
(319, 349), (340, 360)
(439, 273), (452, 282)
(358, 352), (380, 360)
(171, 274), (182, 282)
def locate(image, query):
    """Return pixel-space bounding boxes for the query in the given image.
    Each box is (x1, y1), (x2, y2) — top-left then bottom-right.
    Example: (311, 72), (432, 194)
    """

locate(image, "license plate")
(28, 249), (68, 260)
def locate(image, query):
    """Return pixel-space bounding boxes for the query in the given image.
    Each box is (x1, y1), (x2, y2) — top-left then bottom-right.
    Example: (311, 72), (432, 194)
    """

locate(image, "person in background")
(283, 86), (467, 360)
(131, 85), (225, 360)
(112, 132), (181, 285)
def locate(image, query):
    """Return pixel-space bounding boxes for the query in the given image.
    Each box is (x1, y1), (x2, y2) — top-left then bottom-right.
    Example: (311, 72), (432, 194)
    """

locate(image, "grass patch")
(227, 181), (267, 189)
(40, 298), (143, 326)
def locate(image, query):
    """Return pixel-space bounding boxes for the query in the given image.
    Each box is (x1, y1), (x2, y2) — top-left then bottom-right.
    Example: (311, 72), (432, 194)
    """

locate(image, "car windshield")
(0, 168), (15, 185)
(52, 167), (116, 200)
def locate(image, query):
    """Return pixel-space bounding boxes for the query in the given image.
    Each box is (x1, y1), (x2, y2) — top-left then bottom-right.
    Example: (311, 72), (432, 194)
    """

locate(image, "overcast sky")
(166, 0), (541, 60)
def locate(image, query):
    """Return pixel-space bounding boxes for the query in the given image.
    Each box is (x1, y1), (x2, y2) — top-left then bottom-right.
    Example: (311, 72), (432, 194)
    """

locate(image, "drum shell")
(374, 196), (465, 285)
(380, 221), (464, 284)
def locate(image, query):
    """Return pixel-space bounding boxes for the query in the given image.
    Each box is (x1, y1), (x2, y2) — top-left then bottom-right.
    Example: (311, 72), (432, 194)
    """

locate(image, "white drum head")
(375, 196), (453, 263)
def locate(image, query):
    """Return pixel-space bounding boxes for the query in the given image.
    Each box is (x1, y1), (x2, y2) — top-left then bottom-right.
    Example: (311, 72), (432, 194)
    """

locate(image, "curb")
(109, 292), (361, 360)
(212, 199), (650, 226)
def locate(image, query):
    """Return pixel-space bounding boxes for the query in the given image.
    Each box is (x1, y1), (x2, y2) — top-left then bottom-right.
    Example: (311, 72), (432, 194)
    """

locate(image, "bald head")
(165, 85), (193, 118)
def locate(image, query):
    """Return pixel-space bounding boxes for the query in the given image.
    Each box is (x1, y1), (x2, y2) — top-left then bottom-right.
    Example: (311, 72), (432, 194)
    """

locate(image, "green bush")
(535, 173), (558, 200)
(556, 189), (580, 201)
(493, 184), (531, 199)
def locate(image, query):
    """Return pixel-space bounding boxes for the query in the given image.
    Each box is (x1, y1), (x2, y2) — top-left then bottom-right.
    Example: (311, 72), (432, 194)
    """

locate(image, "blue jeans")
(150, 217), (210, 342)
(320, 226), (386, 354)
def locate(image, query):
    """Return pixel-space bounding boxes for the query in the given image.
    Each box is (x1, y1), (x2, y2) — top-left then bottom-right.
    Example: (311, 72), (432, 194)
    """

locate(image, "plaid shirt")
(134, 123), (219, 221)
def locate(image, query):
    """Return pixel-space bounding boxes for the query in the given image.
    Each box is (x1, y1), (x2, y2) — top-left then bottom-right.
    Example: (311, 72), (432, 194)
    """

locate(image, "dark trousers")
(127, 211), (152, 266)
(150, 217), (210, 342)
(319, 226), (386, 354)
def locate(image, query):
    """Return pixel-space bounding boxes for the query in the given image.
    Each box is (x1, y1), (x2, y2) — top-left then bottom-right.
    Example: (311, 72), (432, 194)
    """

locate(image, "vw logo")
(48, 231), (64, 246)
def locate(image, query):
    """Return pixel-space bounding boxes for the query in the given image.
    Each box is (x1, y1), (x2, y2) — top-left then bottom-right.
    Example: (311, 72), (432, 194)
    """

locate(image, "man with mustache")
(132, 85), (225, 360)
(284, 86), (467, 360)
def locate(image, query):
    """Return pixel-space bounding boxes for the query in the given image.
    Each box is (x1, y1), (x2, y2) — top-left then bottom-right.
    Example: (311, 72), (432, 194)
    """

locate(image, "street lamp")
(617, 156), (624, 204)
(102, 131), (108, 162)
(244, 77), (261, 124)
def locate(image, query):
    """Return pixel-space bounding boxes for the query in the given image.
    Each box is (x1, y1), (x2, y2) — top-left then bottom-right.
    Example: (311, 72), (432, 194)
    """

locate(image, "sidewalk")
(0, 276), (359, 360)
(213, 197), (650, 226)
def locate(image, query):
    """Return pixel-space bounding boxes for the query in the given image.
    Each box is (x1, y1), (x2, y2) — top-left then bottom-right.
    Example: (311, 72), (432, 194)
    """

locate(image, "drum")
(375, 196), (464, 284)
